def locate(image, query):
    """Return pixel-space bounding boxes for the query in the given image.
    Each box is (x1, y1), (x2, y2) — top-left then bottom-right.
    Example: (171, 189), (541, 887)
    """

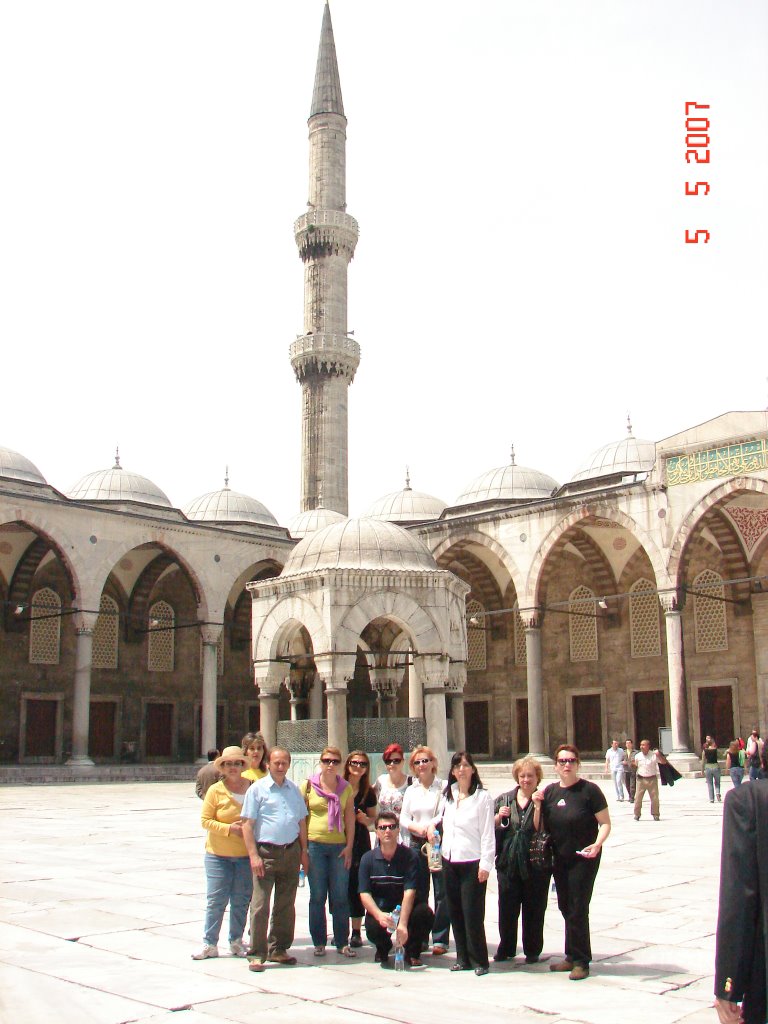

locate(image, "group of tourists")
(604, 737), (679, 818)
(193, 736), (612, 981)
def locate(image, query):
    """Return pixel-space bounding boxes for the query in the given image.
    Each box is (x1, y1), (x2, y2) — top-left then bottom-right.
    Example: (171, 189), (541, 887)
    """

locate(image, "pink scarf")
(309, 772), (350, 833)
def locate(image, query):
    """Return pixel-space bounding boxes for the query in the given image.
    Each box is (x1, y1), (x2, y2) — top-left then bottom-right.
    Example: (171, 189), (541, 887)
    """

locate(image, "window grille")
(148, 601), (175, 672)
(630, 579), (661, 657)
(29, 587), (61, 665)
(694, 569), (728, 653)
(569, 586), (598, 662)
(93, 595), (119, 669)
(466, 598), (486, 671)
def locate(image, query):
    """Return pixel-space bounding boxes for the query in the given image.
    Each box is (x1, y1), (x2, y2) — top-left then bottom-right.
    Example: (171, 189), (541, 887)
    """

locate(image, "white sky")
(1, 1), (766, 527)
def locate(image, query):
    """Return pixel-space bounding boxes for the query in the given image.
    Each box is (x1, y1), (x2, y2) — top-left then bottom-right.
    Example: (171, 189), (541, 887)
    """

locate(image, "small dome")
(68, 451), (171, 507)
(362, 474), (447, 523)
(283, 518), (438, 575)
(0, 446), (46, 485)
(455, 448), (558, 506)
(289, 505), (346, 539)
(184, 485), (278, 527)
(572, 428), (656, 482)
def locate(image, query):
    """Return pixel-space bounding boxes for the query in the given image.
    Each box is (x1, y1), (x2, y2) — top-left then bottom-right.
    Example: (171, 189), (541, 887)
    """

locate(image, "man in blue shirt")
(242, 747), (309, 971)
(358, 810), (434, 968)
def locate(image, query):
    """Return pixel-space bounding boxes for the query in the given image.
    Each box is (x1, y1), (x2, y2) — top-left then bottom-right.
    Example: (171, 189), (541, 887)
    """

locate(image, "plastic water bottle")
(429, 830), (442, 872)
(298, 866), (305, 888)
(394, 945), (405, 972)
(388, 904), (401, 933)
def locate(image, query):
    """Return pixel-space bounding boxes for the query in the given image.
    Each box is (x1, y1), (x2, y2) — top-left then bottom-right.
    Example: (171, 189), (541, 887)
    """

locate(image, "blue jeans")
(202, 853), (253, 946)
(705, 764), (721, 801)
(729, 767), (744, 787)
(308, 841), (350, 948)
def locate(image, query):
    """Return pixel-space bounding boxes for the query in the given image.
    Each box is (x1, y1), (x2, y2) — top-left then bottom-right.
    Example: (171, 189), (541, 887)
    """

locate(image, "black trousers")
(552, 853), (601, 966)
(365, 901), (435, 959)
(496, 866), (551, 960)
(443, 858), (489, 969)
(414, 851), (450, 945)
(623, 770), (637, 800)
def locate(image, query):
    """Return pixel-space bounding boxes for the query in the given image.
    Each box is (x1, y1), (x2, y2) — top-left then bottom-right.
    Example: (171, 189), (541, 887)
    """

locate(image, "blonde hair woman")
(400, 745), (450, 954)
(304, 746), (356, 957)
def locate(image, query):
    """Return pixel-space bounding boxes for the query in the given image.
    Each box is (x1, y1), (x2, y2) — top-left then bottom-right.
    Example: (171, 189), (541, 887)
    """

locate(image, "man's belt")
(258, 838), (298, 850)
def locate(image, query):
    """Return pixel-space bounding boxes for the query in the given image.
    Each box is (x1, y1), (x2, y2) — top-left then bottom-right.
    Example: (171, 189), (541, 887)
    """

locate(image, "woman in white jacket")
(431, 750), (495, 975)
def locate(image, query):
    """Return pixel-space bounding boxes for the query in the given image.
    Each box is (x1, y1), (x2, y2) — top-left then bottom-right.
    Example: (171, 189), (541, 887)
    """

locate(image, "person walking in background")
(623, 739), (637, 802)
(634, 739), (668, 821)
(343, 750), (377, 949)
(196, 748), (221, 800)
(702, 736), (722, 802)
(746, 729), (764, 781)
(726, 740), (745, 787)
(241, 747), (308, 973)
(604, 739), (627, 802)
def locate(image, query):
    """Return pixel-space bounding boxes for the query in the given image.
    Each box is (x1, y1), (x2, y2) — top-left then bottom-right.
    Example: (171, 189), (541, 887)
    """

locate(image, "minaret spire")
(290, 2), (360, 515)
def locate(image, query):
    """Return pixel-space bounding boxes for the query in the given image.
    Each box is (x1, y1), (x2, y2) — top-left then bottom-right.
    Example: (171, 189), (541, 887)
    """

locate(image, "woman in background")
(343, 750), (377, 948)
(702, 736), (722, 802)
(241, 731), (268, 782)
(726, 739), (745, 787)
(373, 742), (411, 821)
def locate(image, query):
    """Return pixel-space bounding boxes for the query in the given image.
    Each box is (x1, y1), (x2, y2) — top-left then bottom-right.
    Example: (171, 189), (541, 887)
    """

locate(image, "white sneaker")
(191, 944), (219, 960)
(229, 940), (247, 958)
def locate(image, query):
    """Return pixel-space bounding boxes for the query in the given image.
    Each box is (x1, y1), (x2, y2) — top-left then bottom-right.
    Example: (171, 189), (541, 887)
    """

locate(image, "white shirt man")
(633, 740), (667, 821)
(605, 740), (627, 802)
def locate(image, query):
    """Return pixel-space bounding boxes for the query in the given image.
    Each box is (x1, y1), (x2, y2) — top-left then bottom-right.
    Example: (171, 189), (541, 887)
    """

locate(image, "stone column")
(254, 664), (284, 749)
(416, 654), (449, 772)
(371, 668), (398, 718)
(315, 653), (356, 755)
(661, 596), (693, 753)
(199, 626), (222, 762)
(521, 609), (547, 758)
(309, 671), (324, 719)
(448, 663), (467, 752)
(751, 592), (768, 733)
(407, 643), (423, 719)
(67, 610), (99, 766)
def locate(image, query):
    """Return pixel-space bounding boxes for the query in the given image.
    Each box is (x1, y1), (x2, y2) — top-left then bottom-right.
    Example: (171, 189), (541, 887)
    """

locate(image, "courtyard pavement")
(1, 774), (727, 1024)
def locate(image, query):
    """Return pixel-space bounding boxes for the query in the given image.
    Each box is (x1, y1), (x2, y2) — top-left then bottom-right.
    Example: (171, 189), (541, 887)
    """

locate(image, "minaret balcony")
(290, 333), (361, 382)
(294, 210), (359, 261)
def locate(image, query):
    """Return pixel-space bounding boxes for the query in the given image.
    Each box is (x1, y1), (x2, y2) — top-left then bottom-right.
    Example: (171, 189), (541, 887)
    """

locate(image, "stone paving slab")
(0, 776), (728, 1024)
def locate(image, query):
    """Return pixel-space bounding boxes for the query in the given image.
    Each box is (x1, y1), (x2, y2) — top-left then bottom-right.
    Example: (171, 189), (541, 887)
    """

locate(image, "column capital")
(519, 607), (541, 630)
(200, 622), (223, 646)
(414, 653), (450, 693)
(659, 590), (681, 614)
(73, 609), (99, 634)
(254, 663), (287, 696)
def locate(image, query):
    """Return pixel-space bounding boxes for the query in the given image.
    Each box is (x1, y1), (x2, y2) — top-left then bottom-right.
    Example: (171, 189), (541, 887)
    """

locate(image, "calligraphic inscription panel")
(665, 439), (768, 486)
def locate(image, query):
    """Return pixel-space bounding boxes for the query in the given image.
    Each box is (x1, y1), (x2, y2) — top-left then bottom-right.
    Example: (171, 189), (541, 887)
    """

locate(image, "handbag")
(527, 829), (553, 872)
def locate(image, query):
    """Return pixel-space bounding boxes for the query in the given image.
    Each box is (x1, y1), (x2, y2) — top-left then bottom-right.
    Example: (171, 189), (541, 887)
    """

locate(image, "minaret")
(290, 1), (359, 515)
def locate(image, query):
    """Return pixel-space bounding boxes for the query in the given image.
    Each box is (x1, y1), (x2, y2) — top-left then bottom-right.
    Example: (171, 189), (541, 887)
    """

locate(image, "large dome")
(184, 484), (277, 527)
(288, 505), (346, 539)
(0, 446), (46, 485)
(68, 453), (172, 507)
(572, 431), (656, 482)
(455, 452), (558, 506)
(283, 518), (438, 574)
(362, 476), (447, 523)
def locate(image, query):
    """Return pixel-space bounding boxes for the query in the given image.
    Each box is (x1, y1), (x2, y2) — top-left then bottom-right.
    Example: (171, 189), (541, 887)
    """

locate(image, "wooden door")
(515, 697), (529, 755)
(633, 690), (666, 746)
(145, 703), (173, 758)
(698, 686), (734, 747)
(465, 700), (491, 757)
(573, 694), (602, 754)
(89, 701), (116, 759)
(25, 699), (57, 757)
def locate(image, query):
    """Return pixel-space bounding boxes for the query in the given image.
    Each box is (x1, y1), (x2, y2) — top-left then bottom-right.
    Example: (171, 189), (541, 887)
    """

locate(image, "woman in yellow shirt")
(192, 746), (253, 960)
(305, 745), (356, 957)
(241, 731), (268, 782)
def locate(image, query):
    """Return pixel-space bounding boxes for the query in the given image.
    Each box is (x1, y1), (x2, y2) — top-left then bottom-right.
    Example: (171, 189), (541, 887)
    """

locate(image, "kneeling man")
(358, 810), (434, 968)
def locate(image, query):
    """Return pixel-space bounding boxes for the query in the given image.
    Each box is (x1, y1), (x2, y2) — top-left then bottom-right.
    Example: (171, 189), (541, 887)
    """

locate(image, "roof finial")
(114, 446), (121, 469)
(224, 465), (229, 489)
(626, 413), (633, 437)
(405, 466), (411, 490)
(510, 443), (516, 466)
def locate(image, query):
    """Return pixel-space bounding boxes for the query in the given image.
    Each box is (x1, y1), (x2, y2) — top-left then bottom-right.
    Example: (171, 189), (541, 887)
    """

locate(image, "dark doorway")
(24, 698), (58, 758)
(573, 694), (602, 754)
(465, 700), (491, 757)
(633, 690), (666, 747)
(195, 703), (226, 755)
(89, 701), (117, 759)
(145, 702), (174, 758)
(515, 697), (529, 755)
(248, 703), (260, 733)
(698, 686), (734, 747)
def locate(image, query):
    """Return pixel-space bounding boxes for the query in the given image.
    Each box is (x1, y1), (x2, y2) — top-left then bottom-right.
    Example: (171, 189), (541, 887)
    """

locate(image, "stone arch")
(2, 520), (79, 630)
(253, 595), (330, 665)
(431, 530), (524, 601)
(336, 591), (445, 655)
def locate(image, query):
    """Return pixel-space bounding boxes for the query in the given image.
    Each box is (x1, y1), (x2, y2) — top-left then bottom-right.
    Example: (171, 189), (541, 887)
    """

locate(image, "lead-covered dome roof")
(68, 452), (172, 507)
(362, 474), (447, 523)
(184, 480), (277, 527)
(283, 518), (438, 575)
(288, 504), (346, 539)
(571, 425), (656, 482)
(0, 446), (46, 485)
(455, 448), (558, 506)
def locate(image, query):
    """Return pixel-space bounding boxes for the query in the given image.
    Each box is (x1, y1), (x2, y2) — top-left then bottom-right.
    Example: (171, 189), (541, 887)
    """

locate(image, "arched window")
(514, 603), (527, 665)
(630, 579), (661, 657)
(92, 595), (119, 669)
(148, 601), (175, 672)
(466, 598), (486, 671)
(694, 569), (728, 653)
(29, 587), (61, 665)
(569, 585), (598, 662)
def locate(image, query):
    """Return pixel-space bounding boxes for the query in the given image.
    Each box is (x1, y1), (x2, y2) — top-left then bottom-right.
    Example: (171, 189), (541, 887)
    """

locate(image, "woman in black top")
(533, 743), (611, 981)
(493, 756), (550, 964)
(343, 750), (377, 948)
(702, 737), (722, 802)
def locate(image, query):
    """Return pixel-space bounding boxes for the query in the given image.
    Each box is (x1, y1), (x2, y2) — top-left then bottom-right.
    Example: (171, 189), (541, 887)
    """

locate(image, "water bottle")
(394, 945), (405, 972)
(429, 830), (442, 872)
(388, 904), (401, 933)
(298, 865), (306, 888)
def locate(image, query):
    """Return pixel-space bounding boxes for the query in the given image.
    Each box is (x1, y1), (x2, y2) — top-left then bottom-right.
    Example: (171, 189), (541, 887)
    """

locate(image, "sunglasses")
(376, 823), (399, 831)
(348, 760), (368, 768)
(384, 758), (403, 765)
(321, 757), (341, 765)
(557, 757), (578, 765)
(221, 760), (245, 768)
(413, 758), (432, 766)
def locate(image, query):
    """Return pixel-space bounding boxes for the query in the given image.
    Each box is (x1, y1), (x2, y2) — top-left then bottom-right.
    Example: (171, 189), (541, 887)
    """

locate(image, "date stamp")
(685, 102), (710, 244)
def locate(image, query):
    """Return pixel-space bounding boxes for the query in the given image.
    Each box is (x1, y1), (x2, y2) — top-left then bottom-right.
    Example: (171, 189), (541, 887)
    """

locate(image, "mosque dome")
(283, 517), (438, 575)
(455, 447), (558, 506)
(288, 504), (346, 539)
(68, 451), (172, 507)
(571, 423), (656, 482)
(362, 473), (447, 523)
(0, 446), (46, 485)
(184, 476), (278, 527)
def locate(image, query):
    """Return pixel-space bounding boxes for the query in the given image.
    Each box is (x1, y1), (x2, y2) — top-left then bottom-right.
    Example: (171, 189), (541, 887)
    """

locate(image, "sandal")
(337, 945), (357, 958)
(313, 946), (326, 957)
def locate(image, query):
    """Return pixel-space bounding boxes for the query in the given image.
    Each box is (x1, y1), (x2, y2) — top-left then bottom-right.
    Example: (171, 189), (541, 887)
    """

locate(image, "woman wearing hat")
(192, 746), (254, 960)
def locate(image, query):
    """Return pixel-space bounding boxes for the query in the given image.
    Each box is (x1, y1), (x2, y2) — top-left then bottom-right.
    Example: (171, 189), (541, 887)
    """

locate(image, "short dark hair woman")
(533, 743), (611, 981)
